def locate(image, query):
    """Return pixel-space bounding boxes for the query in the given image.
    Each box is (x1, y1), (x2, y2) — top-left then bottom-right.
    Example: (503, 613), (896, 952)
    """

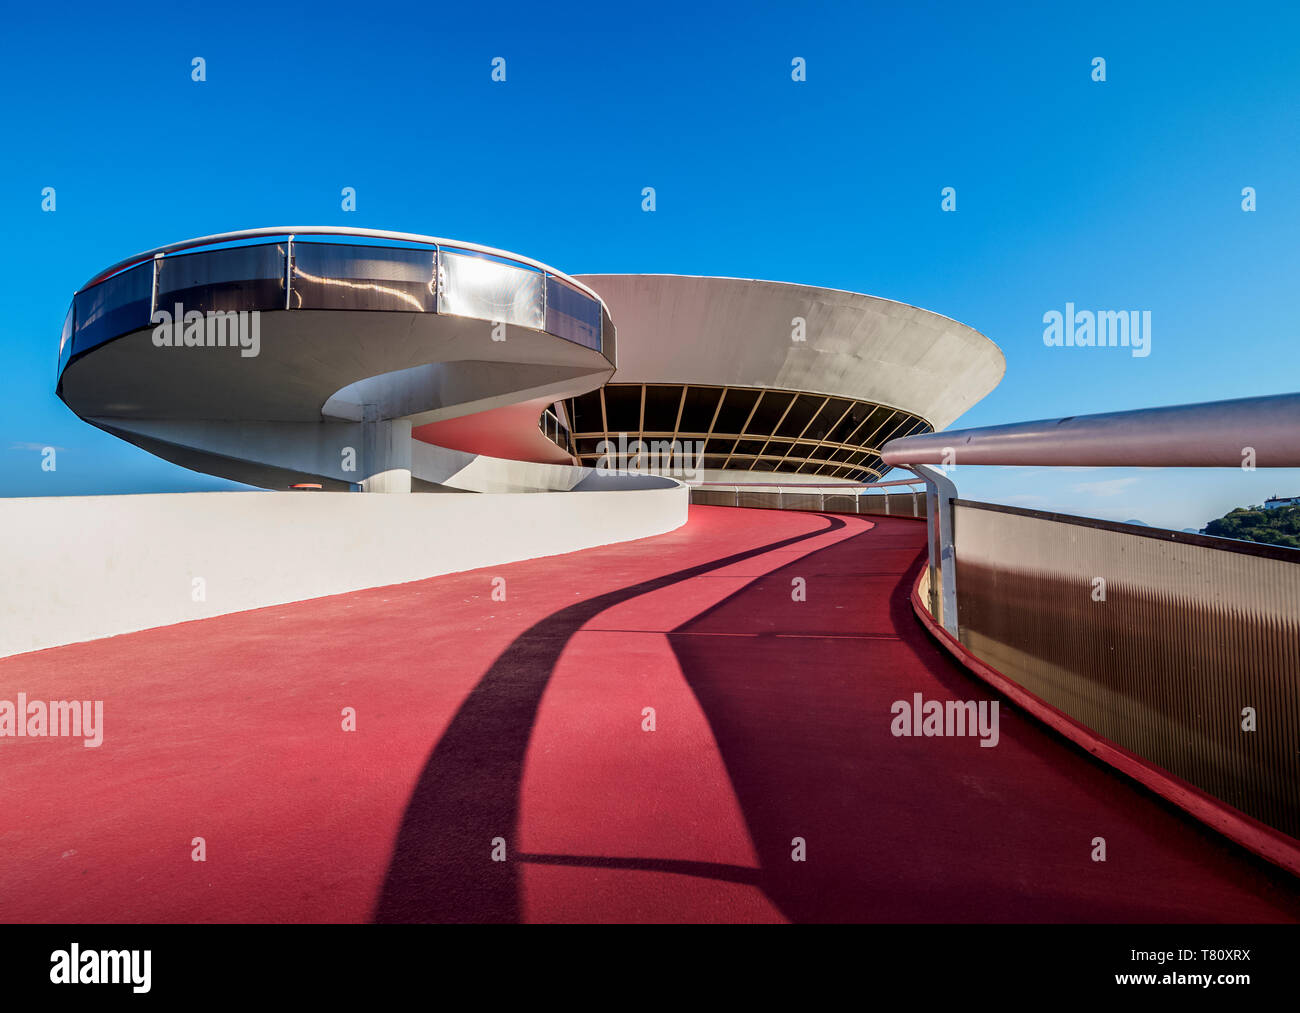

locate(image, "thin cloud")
(8, 441), (67, 452)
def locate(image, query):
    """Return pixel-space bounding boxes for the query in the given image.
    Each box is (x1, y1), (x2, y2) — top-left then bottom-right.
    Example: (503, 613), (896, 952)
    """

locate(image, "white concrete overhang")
(572, 274), (1004, 430)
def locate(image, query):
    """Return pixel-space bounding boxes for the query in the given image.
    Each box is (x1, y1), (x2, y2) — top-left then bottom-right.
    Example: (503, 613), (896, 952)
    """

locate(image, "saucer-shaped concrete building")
(563, 274), (1003, 482)
(57, 228), (1004, 490)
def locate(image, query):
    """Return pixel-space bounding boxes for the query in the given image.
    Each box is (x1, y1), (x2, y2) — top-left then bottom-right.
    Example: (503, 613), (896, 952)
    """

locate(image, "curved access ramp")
(1, 505), (1295, 922)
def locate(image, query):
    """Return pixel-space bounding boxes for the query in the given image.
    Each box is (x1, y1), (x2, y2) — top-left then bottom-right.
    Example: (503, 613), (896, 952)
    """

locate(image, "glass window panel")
(643, 385), (683, 432)
(711, 388), (759, 434)
(439, 249), (544, 329)
(803, 397), (852, 442)
(155, 243), (285, 314)
(58, 303), (75, 372)
(567, 391), (604, 433)
(774, 394), (824, 438)
(600, 304), (614, 360)
(292, 242), (434, 312)
(827, 401), (869, 443)
(677, 386), (722, 433)
(731, 439), (766, 456)
(73, 261), (154, 354)
(545, 275), (601, 351)
(602, 385), (642, 433)
(871, 416), (912, 446)
(848, 406), (892, 446)
(762, 440), (794, 457)
(744, 391), (794, 434)
(882, 418), (915, 443)
(796, 442), (834, 462)
(700, 455), (730, 470)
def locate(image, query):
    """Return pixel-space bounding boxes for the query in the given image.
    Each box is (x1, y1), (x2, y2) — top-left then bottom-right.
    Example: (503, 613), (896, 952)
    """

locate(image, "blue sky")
(3, 0), (1297, 529)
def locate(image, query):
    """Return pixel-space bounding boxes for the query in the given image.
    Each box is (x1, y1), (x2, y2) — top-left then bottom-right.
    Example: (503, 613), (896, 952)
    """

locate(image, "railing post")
(150, 253), (163, 318)
(284, 235), (294, 310)
(911, 464), (958, 637)
(434, 245), (443, 314)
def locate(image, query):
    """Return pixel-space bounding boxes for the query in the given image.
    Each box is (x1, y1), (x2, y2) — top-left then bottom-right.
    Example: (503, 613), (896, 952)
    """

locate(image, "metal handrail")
(880, 392), (1300, 636)
(77, 226), (607, 306)
(884, 393), (1300, 865)
(882, 392), (1300, 468)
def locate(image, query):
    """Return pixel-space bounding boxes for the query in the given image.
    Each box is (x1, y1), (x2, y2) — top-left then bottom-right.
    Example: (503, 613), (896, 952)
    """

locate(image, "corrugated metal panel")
(954, 500), (1300, 838)
(859, 493), (924, 517)
(686, 488), (927, 518)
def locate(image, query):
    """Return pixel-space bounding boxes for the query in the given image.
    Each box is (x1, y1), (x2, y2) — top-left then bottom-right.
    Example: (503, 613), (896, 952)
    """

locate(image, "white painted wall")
(0, 484), (687, 658)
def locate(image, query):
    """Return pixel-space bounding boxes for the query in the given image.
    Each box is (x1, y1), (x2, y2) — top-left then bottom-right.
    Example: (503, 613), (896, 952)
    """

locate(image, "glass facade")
(544, 275), (602, 351)
(538, 405), (572, 449)
(291, 243), (436, 312)
(59, 235), (607, 375)
(154, 242), (286, 315)
(58, 303), (75, 373)
(437, 249), (544, 330)
(558, 383), (932, 480)
(72, 260), (153, 356)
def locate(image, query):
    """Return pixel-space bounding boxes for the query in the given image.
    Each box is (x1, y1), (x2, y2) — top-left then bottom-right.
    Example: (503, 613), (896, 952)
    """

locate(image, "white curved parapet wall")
(0, 480), (686, 658)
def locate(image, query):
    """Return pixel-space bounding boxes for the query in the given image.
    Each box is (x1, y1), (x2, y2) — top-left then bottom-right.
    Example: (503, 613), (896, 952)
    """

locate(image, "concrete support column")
(359, 408), (412, 493)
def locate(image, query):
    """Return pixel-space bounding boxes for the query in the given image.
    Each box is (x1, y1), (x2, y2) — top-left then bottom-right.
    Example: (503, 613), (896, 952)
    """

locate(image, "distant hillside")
(1204, 504), (1300, 549)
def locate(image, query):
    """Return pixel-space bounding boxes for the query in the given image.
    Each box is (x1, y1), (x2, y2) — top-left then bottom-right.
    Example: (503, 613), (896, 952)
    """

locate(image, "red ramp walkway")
(1, 507), (1296, 922)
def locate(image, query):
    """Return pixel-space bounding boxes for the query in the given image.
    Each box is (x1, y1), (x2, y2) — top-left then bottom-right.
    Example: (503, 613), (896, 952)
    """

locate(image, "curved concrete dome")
(572, 274), (1004, 430)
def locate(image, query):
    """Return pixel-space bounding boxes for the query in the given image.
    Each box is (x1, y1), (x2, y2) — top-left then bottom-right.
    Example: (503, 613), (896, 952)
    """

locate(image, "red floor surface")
(1, 506), (1297, 923)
